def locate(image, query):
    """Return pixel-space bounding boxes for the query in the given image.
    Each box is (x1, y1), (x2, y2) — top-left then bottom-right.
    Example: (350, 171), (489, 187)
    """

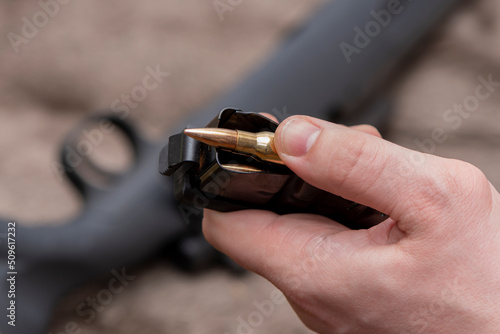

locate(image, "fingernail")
(279, 118), (321, 157)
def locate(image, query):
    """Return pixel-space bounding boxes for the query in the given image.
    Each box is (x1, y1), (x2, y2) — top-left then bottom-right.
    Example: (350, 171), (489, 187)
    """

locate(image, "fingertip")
(202, 209), (278, 252)
(275, 116), (321, 157)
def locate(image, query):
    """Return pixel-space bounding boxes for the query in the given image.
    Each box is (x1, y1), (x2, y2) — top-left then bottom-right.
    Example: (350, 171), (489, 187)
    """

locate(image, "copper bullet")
(183, 128), (284, 165)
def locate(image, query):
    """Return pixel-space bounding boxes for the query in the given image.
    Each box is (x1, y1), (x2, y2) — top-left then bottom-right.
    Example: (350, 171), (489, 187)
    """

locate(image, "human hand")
(203, 115), (500, 333)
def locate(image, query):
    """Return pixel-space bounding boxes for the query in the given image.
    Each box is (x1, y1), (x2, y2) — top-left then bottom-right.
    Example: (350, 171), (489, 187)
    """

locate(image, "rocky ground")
(1, 0), (500, 333)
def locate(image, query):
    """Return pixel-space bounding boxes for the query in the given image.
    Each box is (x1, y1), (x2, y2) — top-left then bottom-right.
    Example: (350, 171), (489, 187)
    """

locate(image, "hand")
(203, 115), (500, 333)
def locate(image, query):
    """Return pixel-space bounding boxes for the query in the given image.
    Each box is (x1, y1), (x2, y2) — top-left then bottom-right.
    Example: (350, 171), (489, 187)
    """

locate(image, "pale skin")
(203, 115), (500, 333)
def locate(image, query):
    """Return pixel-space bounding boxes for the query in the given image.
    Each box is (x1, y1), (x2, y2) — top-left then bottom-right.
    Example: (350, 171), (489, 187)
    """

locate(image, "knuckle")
(327, 133), (385, 196)
(300, 233), (337, 266)
(438, 160), (491, 202)
(413, 159), (493, 218)
(274, 229), (341, 303)
(442, 161), (493, 213)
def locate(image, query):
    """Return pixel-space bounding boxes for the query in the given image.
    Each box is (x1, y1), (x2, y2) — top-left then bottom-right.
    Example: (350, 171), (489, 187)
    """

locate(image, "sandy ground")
(1, 0), (500, 333)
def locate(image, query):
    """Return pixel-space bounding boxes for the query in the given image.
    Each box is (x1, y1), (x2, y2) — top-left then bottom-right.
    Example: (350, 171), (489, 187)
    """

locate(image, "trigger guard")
(59, 113), (147, 198)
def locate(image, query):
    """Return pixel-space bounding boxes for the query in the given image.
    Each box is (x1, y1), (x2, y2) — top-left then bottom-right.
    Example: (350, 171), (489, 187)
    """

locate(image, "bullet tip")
(183, 128), (238, 150)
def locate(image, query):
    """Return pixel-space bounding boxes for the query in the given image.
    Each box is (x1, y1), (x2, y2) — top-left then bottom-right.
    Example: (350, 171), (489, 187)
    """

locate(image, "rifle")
(0, 0), (463, 332)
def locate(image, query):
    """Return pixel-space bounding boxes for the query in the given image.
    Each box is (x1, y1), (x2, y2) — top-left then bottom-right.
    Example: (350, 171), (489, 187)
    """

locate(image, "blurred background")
(1, 0), (500, 333)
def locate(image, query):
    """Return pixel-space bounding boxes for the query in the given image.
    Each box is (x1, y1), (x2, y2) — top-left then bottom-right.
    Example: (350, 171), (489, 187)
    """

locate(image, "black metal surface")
(0, 0), (462, 332)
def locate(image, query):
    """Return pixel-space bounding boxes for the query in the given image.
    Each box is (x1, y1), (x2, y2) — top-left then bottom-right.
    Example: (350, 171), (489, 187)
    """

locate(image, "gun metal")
(183, 128), (285, 165)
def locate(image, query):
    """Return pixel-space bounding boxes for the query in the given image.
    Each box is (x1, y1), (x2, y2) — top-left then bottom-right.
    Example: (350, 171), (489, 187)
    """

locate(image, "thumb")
(274, 116), (489, 231)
